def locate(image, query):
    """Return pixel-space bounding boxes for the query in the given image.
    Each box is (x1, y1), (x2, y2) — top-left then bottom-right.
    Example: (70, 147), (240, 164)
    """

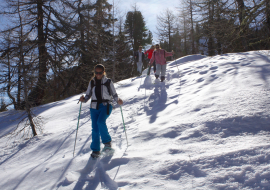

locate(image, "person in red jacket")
(145, 45), (156, 72)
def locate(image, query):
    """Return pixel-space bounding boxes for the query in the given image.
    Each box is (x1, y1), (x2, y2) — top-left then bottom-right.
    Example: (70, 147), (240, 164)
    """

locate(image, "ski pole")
(120, 105), (128, 146)
(73, 101), (82, 157)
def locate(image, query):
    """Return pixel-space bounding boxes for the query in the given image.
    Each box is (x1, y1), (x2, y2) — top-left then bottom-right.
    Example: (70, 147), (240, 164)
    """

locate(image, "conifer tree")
(124, 9), (148, 51)
(146, 31), (153, 45)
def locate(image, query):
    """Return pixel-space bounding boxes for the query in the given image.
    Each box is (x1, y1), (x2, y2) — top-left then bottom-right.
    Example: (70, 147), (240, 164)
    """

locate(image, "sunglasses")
(156, 46), (159, 48)
(95, 71), (104, 75)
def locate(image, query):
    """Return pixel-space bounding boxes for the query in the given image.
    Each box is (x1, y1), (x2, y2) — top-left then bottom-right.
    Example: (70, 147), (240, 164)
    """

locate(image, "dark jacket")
(134, 51), (145, 62)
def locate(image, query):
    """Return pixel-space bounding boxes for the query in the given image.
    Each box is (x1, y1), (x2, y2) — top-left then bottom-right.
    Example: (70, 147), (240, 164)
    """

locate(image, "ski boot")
(102, 141), (114, 155)
(90, 151), (100, 159)
(161, 76), (165, 82)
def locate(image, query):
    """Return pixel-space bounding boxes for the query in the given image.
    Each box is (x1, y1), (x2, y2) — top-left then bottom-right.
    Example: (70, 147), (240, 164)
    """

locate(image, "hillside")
(1, 51), (270, 190)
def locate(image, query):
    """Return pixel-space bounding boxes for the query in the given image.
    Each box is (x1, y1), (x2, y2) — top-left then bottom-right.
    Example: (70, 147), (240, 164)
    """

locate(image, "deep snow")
(1, 51), (270, 190)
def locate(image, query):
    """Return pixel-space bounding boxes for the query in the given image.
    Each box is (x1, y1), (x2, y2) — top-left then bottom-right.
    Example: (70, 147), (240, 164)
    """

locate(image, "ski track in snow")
(1, 51), (270, 189)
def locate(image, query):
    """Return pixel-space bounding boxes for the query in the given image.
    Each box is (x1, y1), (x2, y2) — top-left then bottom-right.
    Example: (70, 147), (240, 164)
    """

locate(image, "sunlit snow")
(1, 51), (270, 190)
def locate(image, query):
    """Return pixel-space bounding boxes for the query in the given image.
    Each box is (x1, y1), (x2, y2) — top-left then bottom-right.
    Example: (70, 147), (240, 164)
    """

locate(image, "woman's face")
(95, 67), (104, 80)
(156, 45), (160, 50)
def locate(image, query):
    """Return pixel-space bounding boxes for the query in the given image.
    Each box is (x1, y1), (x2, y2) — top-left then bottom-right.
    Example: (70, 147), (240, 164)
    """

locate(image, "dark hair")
(95, 64), (105, 72)
(155, 44), (161, 50)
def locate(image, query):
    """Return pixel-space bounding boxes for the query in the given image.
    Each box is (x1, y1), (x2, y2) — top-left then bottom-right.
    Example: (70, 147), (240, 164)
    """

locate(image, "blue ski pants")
(90, 103), (113, 152)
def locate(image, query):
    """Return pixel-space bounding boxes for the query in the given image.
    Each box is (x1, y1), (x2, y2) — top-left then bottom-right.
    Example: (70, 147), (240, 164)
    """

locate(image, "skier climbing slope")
(79, 64), (123, 159)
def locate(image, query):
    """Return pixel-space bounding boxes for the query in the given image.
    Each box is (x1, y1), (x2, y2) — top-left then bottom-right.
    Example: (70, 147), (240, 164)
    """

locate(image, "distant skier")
(79, 64), (123, 158)
(134, 46), (145, 75)
(149, 44), (174, 82)
(145, 45), (156, 73)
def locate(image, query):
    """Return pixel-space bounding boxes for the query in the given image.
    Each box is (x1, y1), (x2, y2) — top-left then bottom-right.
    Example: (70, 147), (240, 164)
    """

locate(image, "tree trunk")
(208, 0), (215, 56)
(184, 17), (187, 55)
(169, 23), (171, 52)
(216, 2), (222, 55)
(17, 59), (21, 109)
(236, 0), (248, 51)
(32, 0), (47, 105)
(112, 0), (116, 81)
(18, 1), (37, 136)
(266, 0), (270, 34)
(78, 0), (87, 66)
(190, 0), (195, 54)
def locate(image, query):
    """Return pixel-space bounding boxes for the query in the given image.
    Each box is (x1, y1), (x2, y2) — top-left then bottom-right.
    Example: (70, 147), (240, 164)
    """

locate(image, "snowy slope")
(1, 51), (270, 190)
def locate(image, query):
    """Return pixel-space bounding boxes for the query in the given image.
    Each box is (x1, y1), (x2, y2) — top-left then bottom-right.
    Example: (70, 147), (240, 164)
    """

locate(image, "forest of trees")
(0, 0), (269, 136)
(157, 0), (270, 58)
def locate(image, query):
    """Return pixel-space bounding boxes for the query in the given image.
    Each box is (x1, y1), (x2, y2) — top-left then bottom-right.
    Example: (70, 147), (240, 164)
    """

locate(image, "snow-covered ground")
(1, 50), (270, 190)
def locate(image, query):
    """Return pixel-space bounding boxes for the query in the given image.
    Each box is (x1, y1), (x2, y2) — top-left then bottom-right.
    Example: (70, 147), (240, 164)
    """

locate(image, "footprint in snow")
(197, 78), (204, 82)
(199, 70), (208, 75)
(210, 66), (218, 70)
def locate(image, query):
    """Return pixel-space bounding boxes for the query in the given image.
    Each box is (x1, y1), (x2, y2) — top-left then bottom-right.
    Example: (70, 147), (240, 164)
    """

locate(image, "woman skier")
(149, 44), (174, 82)
(79, 64), (123, 158)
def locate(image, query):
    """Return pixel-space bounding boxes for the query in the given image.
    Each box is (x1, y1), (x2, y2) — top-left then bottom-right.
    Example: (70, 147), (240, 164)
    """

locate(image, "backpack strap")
(91, 78), (111, 115)
(103, 78), (111, 114)
(91, 80), (95, 90)
(103, 79), (111, 96)
(91, 79), (111, 95)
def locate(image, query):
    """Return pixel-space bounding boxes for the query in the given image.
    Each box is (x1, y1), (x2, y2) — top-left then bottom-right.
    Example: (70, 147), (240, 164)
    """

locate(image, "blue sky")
(109, 0), (180, 43)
